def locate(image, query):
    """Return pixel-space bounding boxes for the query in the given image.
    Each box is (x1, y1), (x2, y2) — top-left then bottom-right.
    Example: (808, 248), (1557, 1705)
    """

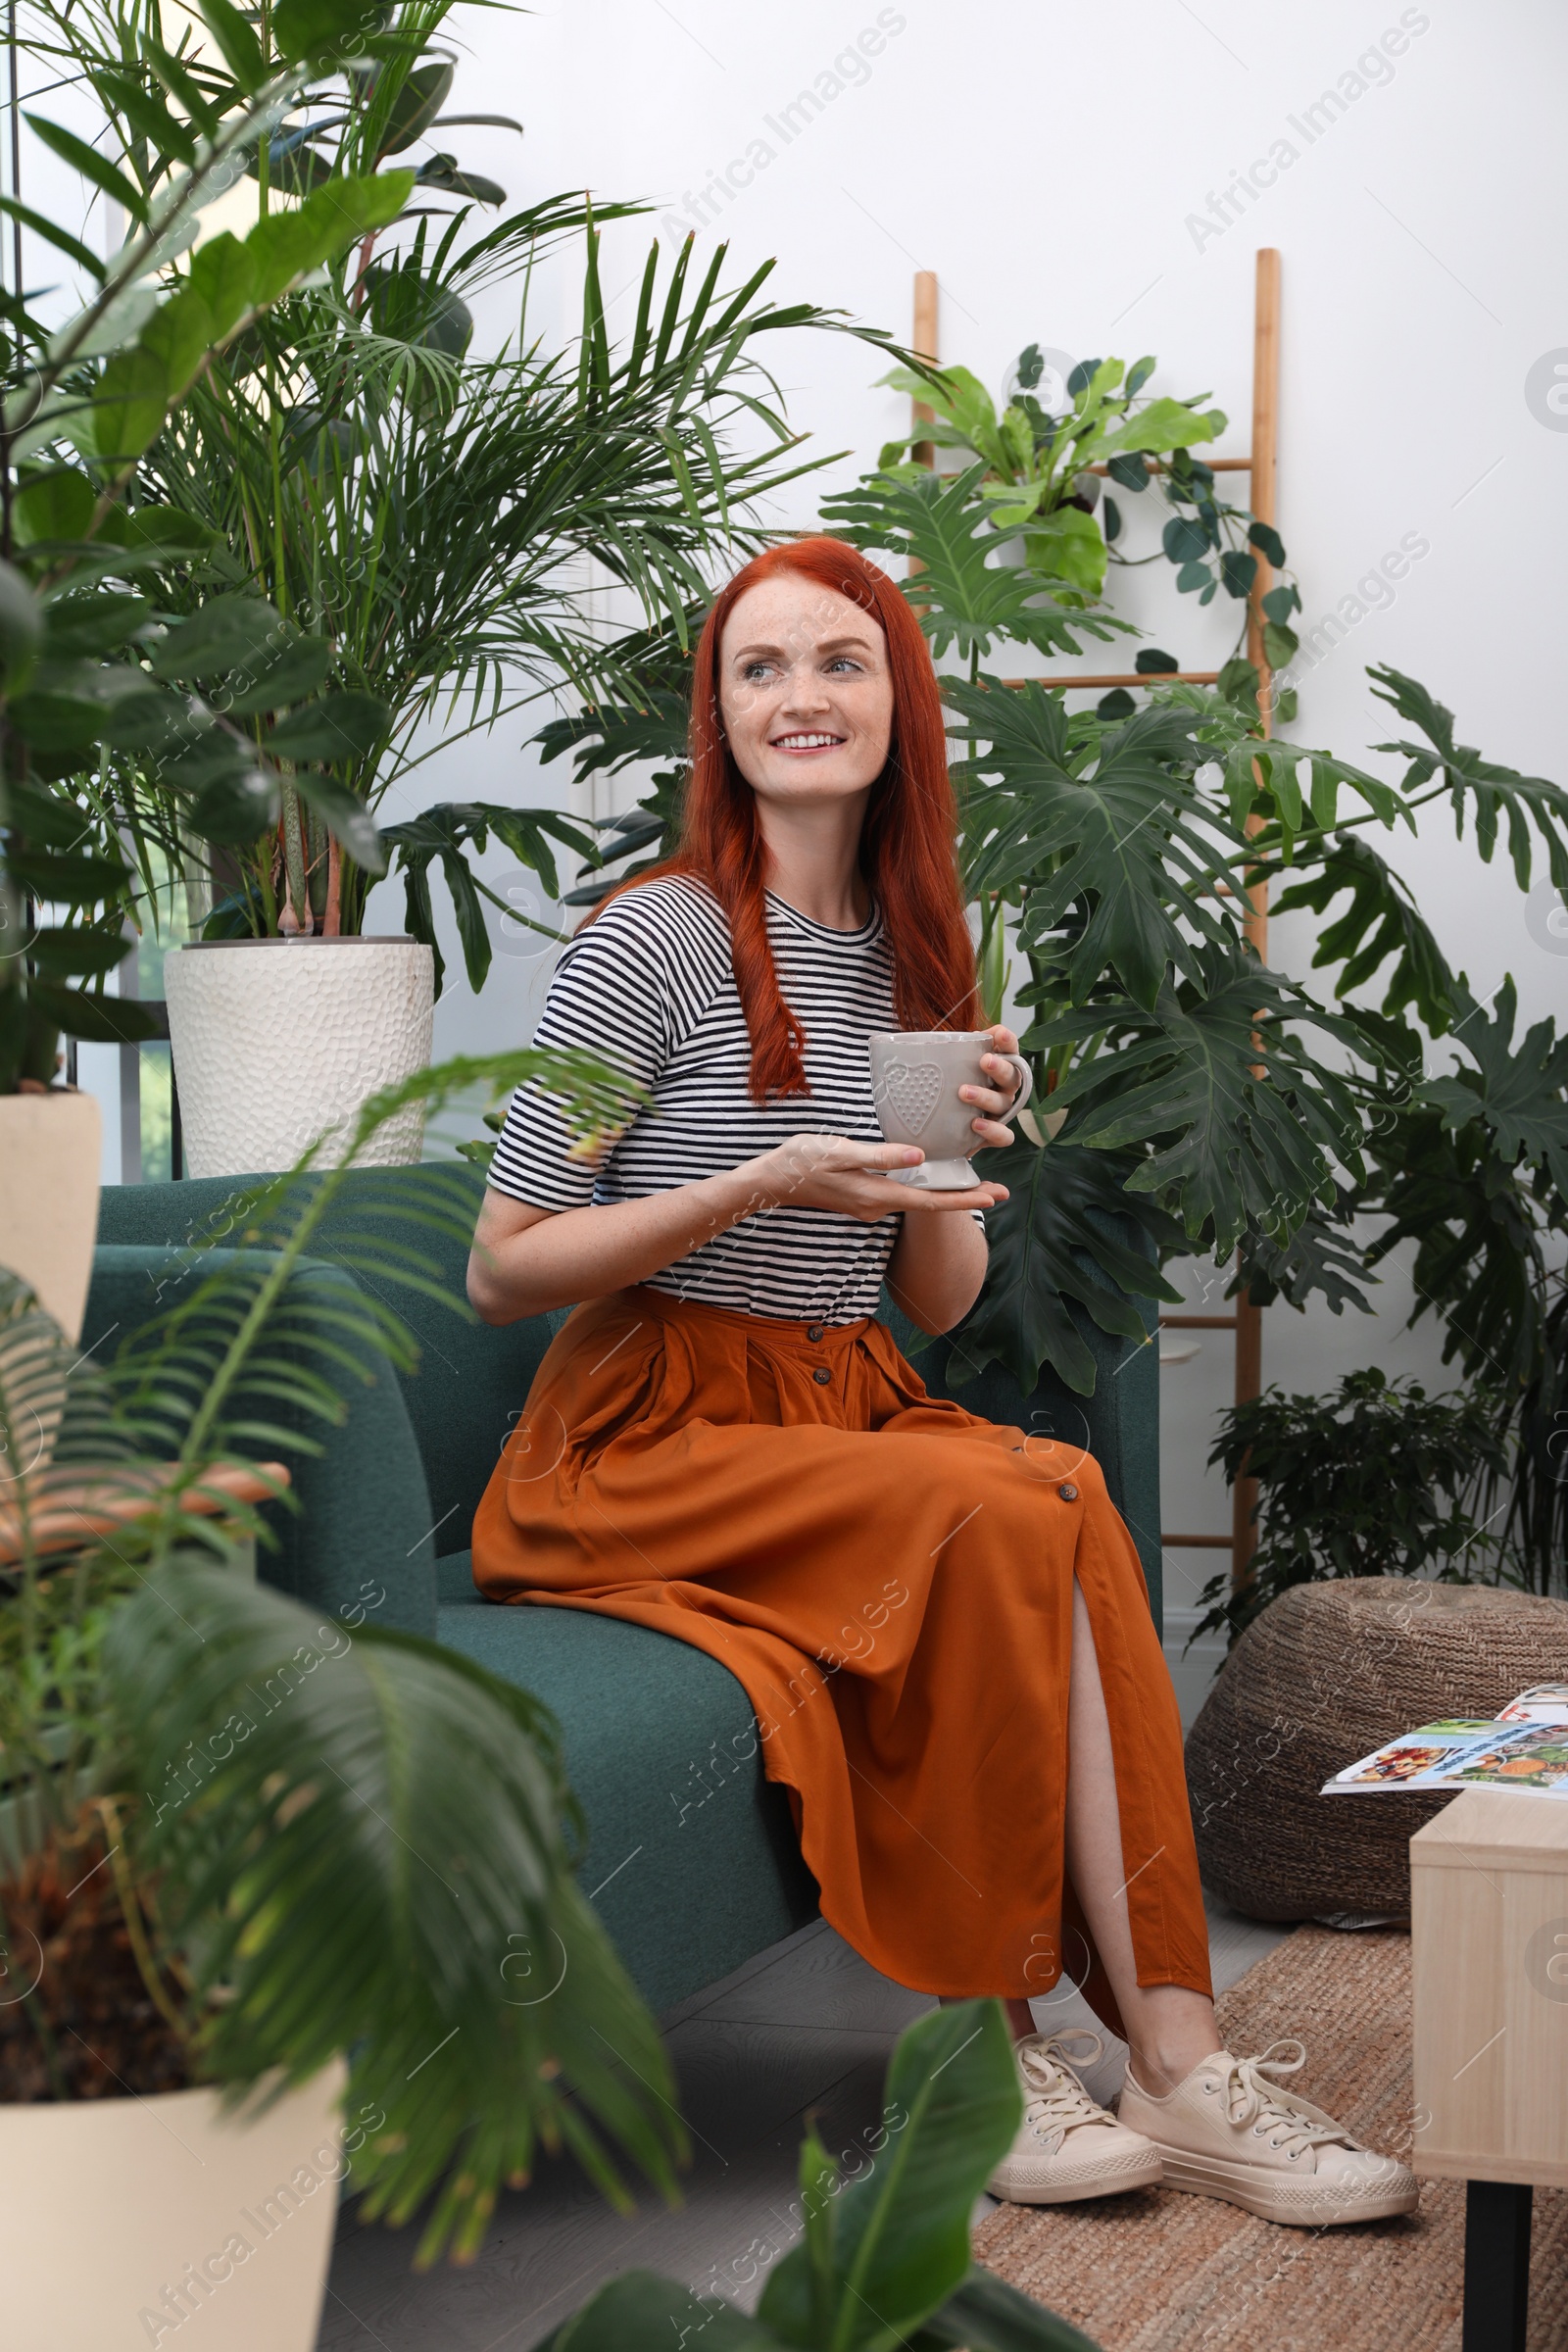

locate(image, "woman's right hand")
(740, 1134), (1008, 1222)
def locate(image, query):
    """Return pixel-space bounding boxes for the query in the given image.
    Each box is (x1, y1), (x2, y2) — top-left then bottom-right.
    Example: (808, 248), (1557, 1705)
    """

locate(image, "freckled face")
(717, 575), (894, 809)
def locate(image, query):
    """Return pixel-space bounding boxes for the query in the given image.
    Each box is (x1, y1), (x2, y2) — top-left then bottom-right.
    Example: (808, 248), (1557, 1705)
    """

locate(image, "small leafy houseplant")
(0, 1047), (677, 2302)
(535, 1999), (1097, 2352)
(1194, 1367), (1510, 1646)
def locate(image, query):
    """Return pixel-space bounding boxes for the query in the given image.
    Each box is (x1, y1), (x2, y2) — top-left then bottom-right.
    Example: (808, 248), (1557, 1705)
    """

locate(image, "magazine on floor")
(1322, 1686), (1568, 1799)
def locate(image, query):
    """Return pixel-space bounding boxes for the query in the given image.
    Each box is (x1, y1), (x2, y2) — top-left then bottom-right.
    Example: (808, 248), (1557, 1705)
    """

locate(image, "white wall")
(50, 0), (1566, 1673)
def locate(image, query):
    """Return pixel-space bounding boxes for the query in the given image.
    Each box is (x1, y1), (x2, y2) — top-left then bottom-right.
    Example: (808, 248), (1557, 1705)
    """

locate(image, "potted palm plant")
(39, 0), (875, 1175)
(0, 0), (443, 1298)
(0, 1047), (669, 2352)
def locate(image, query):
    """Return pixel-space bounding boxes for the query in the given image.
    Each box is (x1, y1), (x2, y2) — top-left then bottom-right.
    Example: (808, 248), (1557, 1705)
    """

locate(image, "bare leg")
(1065, 1577), (1221, 2093)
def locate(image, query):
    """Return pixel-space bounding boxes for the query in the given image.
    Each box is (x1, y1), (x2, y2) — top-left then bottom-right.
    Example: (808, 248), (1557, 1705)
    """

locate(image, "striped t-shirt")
(487, 873), (915, 1323)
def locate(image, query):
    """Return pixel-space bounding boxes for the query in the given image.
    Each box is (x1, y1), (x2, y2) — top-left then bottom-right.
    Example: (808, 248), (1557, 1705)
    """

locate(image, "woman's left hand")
(960, 1023), (1027, 1150)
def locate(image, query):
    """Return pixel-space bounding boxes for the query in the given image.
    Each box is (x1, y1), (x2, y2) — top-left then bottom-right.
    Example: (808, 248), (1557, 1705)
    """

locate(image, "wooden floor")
(318, 1896), (1287, 2352)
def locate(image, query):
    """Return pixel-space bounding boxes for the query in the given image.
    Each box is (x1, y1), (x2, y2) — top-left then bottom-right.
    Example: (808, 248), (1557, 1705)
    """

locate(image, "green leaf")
(22, 922), (129, 981)
(23, 980), (157, 1045)
(273, 0), (392, 63)
(24, 112), (149, 223)
(104, 1557), (683, 2267)
(1261, 620), (1298, 669)
(945, 1138), (1179, 1396)
(186, 230), (260, 341)
(377, 58), (455, 154)
(379, 802), (590, 995)
(821, 466), (1127, 665)
(220, 637), (337, 714)
(251, 171), (416, 308)
(150, 595), (286, 680)
(1248, 519), (1287, 567)
(12, 466), (97, 547)
(1039, 944), (1374, 1254)
(42, 590), (149, 660)
(1134, 647), (1178, 675)
(1163, 515), (1208, 564)
(758, 2002), (1020, 2352)
(0, 191), (105, 282)
(90, 66), (198, 167)
(947, 681), (1248, 1008)
(1021, 505), (1105, 596)
(190, 764), (282, 845)
(0, 559), (43, 695)
(414, 154), (507, 206)
(1094, 397), (1223, 461)
(288, 767), (388, 872)
(1271, 833), (1459, 1033)
(1423, 978), (1568, 1200)
(193, 0), (267, 91)
(536, 2272), (783, 2351)
(916, 2264), (1102, 2351)
(1261, 583), (1298, 625)
(1219, 548), (1257, 600)
(264, 689), (389, 763)
(1369, 663), (1568, 893)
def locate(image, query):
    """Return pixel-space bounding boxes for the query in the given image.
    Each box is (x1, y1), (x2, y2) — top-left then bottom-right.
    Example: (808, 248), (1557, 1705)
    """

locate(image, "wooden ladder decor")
(911, 251), (1283, 1593)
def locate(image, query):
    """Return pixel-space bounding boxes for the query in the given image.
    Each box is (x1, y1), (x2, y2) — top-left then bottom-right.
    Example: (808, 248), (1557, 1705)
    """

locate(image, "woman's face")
(717, 573), (894, 811)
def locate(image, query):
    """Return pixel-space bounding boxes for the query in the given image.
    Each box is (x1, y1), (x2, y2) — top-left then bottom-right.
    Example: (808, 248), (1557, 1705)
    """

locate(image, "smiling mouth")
(770, 732), (846, 752)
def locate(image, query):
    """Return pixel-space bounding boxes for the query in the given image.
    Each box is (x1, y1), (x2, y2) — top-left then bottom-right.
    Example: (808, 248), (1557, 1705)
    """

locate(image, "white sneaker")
(1117, 2040), (1419, 2226)
(988, 2030), (1163, 2206)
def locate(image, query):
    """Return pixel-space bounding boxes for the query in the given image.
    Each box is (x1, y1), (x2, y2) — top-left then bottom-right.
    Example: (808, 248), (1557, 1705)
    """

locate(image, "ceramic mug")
(868, 1030), (1035, 1190)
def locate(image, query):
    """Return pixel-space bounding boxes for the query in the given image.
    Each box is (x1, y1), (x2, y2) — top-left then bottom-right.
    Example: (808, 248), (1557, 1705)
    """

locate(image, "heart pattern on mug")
(881, 1058), (944, 1136)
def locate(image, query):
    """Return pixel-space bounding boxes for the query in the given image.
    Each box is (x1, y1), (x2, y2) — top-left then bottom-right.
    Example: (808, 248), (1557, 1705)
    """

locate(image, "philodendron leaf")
(1036, 943), (1374, 1255)
(757, 2000), (1020, 2352)
(944, 1138), (1180, 1397)
(1422, 977), (1568, 1200)
(947, 680), (1248, 1009)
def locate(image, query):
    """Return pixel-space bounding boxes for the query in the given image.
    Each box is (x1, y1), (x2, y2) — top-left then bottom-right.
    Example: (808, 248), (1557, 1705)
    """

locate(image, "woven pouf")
(1184, 1577), (1568, 1923)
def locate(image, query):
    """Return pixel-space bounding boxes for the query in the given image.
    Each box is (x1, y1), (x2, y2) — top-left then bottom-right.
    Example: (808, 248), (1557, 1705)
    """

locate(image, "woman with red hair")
(468, 538), (1413, 2225)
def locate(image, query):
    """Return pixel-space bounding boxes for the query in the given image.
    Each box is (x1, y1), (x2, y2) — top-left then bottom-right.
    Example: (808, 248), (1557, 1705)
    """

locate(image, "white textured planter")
(165, 938), (434, 1178)
(0, 1089), (101, 1340)
(0, 2058), (348, 2352)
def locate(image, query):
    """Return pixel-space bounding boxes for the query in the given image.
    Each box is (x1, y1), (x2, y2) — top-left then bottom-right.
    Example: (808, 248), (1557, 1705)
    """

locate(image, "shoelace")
(1016, 2031), (1111, 2142)
(1206, 2040), (1354, 2161)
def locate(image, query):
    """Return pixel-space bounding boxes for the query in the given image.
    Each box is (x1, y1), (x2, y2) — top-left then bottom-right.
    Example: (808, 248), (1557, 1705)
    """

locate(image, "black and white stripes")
(488, 874), (909, 1323)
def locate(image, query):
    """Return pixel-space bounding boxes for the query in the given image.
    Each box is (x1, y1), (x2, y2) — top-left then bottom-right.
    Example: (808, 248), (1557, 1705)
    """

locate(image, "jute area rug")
(973, 1926), (1568, 2352)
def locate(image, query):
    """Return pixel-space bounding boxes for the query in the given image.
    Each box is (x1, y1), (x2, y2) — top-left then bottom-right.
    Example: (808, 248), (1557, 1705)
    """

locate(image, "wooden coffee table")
(1410, 1787), (1568, 2352)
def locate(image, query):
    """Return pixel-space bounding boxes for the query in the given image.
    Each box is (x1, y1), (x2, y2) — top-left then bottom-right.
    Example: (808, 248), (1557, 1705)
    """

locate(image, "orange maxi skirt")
(471, 1286), (1212, 2018)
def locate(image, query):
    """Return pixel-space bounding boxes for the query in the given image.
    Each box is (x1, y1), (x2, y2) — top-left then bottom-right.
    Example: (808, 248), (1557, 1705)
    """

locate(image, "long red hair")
(590, 536), (978, 1102)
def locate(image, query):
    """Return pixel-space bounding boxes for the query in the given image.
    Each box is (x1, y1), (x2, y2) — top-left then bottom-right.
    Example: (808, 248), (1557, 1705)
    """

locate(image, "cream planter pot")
(0, 1088), (101, 1339)
(0, 2057), (348, 2352)
(165, 938), (434, 1178)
